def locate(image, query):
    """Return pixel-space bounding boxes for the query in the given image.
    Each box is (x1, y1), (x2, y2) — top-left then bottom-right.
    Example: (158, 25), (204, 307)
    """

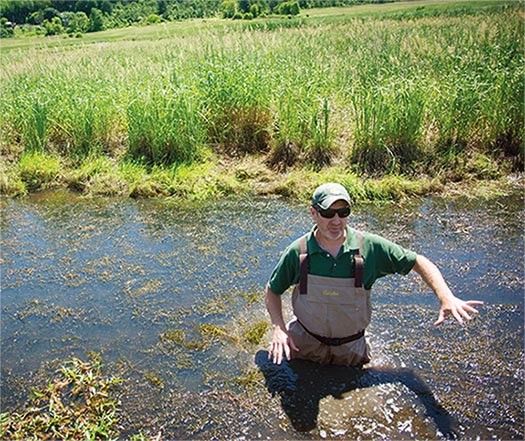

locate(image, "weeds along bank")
(1, 2), (523, 199)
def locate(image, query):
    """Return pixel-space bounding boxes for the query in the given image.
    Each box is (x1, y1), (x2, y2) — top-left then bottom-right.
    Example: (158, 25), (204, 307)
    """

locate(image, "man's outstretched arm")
(412, 254), (483, 326)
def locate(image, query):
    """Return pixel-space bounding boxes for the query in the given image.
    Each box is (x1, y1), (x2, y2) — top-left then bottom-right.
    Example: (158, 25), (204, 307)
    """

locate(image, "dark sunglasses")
(315, 205), (351, 219)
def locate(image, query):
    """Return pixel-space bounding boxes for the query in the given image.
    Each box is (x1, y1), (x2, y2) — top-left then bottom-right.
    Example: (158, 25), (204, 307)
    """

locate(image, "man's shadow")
(255, 350), (458, 438)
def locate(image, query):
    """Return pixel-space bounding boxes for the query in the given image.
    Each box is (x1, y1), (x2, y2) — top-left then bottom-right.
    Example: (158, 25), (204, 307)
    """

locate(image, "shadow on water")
(255, 350), (458, 438)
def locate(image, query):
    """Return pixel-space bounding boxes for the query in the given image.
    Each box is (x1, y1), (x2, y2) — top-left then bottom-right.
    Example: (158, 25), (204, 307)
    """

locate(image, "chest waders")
(288, 231), (371, 366)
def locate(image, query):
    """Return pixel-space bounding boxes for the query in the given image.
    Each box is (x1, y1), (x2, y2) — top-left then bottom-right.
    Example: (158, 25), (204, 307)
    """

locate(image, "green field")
(1, 0), (523, 201)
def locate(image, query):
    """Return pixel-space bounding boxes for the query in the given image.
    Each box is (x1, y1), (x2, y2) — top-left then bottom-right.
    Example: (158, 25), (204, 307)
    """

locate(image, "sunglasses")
(315, 205), (351, 219)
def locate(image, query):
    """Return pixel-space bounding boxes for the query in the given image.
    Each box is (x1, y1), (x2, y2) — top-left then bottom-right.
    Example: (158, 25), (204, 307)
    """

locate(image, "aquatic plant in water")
(0, 355), (122, 440)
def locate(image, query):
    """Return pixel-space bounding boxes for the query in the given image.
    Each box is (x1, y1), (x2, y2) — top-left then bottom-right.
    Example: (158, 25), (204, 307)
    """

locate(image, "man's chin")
(327, 230), (344, 241)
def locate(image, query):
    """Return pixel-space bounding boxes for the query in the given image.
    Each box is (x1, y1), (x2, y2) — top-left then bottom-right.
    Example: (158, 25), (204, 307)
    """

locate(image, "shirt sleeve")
(267, 241), (300, 295)
(364, 233), (417, 289)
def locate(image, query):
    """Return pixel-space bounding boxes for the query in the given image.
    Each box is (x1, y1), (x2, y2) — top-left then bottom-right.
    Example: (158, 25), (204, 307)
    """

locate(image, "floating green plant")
(160, 328), (206, 350)
(235, 368), (264, 388)
(1, 356), (122, 440)
(241, 290), (263, 306)
(244, 321), (270, 346)
(143, 371), (164, 389)
(198, 323), (239, 345)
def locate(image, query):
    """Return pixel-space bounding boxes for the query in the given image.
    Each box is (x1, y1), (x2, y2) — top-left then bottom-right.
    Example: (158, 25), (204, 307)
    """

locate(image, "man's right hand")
(269, 325), (298, 364)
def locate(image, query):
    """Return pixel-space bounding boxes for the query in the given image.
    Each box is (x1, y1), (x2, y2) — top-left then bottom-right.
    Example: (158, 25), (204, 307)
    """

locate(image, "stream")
(1, 191), (523, 439)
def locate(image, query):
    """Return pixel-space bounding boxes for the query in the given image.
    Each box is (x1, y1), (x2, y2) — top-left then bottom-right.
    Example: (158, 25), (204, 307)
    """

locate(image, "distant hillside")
(0, 0), (389, 38)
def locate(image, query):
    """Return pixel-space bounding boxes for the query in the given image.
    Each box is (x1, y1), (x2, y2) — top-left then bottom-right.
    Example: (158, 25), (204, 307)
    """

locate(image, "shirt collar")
(307, 226), (361, 254)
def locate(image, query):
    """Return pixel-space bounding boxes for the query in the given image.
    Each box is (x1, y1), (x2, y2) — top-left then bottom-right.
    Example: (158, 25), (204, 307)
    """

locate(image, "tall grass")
(127, 86), (207, 165)
(350, 79), (428, 174)
(194, 41), (276, 156)
(1, 1), (522, 179)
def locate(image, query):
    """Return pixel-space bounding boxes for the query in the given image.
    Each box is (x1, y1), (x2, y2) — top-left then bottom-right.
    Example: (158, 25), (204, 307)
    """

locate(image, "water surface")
(1, 192), (523, 439)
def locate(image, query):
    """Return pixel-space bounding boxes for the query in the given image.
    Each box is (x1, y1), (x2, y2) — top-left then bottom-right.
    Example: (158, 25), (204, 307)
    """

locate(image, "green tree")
(42, 7), (60, 20)
(144, 13), (162, 24)
(249, 3), (261, 17)
(288, 1), (300, 15)
(97, 0), (113, 15)
(67, 11), (89, 33)
(221, 0), (237, 18)
(43, 16), (63, 35)
(0, 17), (14, 37)
(0, 0), (51, 23)
(75, 0), (98, 15)
(277, 0), (300, 15)
(51, 1), (77, 13)
(238, 0), (250, 13)
(28, 10), (45, 25)
(88, 7), (104, 32)
(157, 0), (168, 16)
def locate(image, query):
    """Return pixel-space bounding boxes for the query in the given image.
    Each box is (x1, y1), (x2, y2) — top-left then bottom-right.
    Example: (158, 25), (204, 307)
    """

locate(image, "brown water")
(1, 192), (523, 439)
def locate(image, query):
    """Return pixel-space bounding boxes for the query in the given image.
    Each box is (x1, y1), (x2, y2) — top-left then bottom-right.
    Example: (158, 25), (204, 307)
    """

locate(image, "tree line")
(0, 0), (390, 38)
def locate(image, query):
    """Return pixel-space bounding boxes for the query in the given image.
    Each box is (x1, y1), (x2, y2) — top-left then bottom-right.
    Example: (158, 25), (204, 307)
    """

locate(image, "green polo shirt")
(267, 226), (417, 294)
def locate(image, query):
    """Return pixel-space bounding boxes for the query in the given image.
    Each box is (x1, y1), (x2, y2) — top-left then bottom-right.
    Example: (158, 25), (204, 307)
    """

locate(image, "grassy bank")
(1, 0), (523, 202)
(2, 149), (520, 203)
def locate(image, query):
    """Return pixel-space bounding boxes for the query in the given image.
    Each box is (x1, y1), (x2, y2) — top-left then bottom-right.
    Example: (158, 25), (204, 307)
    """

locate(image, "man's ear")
(310, 206), (317, 220)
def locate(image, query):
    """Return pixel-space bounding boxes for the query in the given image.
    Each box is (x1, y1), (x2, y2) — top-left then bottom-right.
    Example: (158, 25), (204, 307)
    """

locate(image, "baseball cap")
(311, 183), (351, 209)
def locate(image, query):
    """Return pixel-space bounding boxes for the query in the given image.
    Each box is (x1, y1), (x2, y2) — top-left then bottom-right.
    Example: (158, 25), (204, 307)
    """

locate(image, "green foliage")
(306, 97), (335, 169)
(277, 0), (300, 16)
(20, 97), (50, 152)
(1, 356), (122, 440)
(59, 94), (114, 157)
(171, 161), (244, 200)
(42, 6), (60, 21)
(43, 15), (63, 35)
(17, 150), (60, 191)
(0, 166), (26, 196)
(250, 3), (261, 17)
(88, 7), (104, 32)
(75, 0), (111, 16)
(127, 88), (207, 166)
(221, 0), (238, 19)
(244, 321), (270, 345)
(0, 0), (522, 199)
(199, 49), (274, 155)
(144, 13), (162, 25)
(0, 17), (14, 37)
(0, 0), (52, 24)
(66, 11), (89, 34)
(65, 154), (123, 195)
(350, 79), (428, 175)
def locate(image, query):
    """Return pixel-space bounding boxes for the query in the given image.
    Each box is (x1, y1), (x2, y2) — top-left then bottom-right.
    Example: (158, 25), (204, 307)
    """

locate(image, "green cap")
(312, 183), (351, 209)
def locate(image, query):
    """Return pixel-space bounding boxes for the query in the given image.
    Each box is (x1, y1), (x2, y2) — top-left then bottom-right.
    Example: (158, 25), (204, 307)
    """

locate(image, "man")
(265, 182), (483, 366)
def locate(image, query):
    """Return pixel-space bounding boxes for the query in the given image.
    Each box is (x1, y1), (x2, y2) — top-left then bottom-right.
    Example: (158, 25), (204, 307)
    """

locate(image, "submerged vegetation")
(1, 0), (523, 201)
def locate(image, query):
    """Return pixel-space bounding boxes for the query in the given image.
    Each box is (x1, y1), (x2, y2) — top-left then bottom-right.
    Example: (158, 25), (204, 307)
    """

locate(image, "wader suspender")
(298, 231), (364, 295)
(298, 236), (309, 295)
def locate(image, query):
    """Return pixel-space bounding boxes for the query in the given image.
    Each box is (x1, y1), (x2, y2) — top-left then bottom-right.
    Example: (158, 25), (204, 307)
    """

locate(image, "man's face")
(310, 199), (349, 241)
